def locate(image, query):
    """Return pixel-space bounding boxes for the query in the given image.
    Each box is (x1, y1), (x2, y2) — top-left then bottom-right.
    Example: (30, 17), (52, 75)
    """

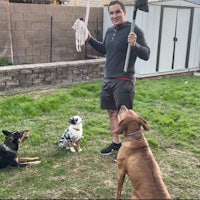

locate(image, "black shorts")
(100, 78), (135, 111)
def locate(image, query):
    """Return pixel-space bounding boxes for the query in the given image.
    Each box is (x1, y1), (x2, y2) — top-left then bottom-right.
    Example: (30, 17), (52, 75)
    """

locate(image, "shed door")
(158, 7), (191, 72)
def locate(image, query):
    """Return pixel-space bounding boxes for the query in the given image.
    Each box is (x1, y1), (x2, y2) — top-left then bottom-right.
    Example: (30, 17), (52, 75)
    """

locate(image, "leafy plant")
(0, 59), (12, 66)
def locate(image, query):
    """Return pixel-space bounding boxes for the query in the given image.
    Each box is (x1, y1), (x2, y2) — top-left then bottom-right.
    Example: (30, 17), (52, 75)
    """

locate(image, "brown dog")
(114, 105), (171, 199)
(0, 130), (41, 169)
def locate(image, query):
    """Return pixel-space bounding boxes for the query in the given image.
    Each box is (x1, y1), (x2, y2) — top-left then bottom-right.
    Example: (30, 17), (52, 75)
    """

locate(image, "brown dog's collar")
(73, 128), (80, 131)
(124, 130), (142, 137)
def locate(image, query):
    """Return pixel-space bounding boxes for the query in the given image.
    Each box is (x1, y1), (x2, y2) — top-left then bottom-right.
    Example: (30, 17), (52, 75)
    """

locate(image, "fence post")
(50, 16), (53, 62)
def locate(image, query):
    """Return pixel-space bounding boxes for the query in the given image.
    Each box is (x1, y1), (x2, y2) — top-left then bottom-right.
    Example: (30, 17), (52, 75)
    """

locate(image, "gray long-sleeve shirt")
(88, 21), (150, 79)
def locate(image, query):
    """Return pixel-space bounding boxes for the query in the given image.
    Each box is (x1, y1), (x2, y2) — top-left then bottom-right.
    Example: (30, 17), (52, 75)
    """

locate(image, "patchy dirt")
(154, 148), (200, 199)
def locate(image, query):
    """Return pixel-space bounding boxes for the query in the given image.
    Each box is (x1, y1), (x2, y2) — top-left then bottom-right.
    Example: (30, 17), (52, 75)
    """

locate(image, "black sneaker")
(100, 142), (121, 155)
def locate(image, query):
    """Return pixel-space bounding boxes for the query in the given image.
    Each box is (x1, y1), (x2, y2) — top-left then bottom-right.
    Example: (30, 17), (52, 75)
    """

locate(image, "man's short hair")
(108, 0), (126, 13)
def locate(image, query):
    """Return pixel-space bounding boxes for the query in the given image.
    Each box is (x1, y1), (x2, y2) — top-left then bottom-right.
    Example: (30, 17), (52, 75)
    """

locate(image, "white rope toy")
(72, 0), (90, 52)
(72, 19), (89, 52)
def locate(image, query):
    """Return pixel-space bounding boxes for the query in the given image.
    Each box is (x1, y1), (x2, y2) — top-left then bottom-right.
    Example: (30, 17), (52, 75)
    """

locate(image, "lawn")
(0, 75), (200, 199)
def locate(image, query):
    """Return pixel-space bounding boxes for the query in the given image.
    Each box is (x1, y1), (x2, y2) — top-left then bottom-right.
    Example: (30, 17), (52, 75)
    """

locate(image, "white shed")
(103, 0), (200, 77)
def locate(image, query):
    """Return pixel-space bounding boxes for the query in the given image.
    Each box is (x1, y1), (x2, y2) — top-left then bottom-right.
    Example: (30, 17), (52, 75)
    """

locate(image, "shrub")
(0, 59), (12, 66)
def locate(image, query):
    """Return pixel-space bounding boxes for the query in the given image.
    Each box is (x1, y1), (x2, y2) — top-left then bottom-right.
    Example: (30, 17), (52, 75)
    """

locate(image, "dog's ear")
(2, 131), (14, 142)
(113, 120), (127, 135)
(138, 117), (150, 131)
(7, 136), (14, 143)
(69, 117), (75, 124)
(2, 130), (11, 136)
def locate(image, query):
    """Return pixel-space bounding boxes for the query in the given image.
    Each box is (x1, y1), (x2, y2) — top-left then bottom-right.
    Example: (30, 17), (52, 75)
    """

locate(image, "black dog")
(0, 130), (41, 169)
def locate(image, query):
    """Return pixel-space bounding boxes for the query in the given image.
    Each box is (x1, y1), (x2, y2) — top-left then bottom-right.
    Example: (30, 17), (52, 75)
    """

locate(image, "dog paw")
(32, 157), (40, 161)
(33, 161), (41, 164)
(70, 147), (76, 152)
(77, 148), (82, 152)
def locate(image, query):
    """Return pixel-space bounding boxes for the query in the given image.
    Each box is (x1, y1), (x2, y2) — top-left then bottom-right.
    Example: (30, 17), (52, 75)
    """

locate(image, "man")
(87, 0), (150, 155)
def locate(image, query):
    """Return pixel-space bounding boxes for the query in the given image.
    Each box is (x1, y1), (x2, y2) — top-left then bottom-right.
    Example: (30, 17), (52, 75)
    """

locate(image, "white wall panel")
(188, 8), (200, 69)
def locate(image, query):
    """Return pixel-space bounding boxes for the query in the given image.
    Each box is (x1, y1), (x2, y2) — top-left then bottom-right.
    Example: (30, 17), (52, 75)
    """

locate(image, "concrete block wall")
(63, 0), (129, 7)
(0, 58), (105, 94)
(66, 0), (108, 7)
(0, 2), (103, 64)
(0, 1), (13, 62)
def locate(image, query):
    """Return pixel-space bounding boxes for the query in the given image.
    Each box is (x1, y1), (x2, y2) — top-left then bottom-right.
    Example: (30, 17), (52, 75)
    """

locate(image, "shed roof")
(184, 0), (200, 4)
(125, 0), (200, 7)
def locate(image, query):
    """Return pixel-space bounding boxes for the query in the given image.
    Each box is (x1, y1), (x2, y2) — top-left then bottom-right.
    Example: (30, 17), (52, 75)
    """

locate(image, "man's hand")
(87, 30), (92, 41)
(128, 32), (137, 47)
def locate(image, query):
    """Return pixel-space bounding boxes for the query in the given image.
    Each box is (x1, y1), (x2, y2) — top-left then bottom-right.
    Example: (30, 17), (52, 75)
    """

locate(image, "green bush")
(0, 59), (12, 66)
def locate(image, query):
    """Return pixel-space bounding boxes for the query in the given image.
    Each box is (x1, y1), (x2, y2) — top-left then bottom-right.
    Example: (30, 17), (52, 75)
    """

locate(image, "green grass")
(0, 59), (12, 66)
(0, 75), (200, 199)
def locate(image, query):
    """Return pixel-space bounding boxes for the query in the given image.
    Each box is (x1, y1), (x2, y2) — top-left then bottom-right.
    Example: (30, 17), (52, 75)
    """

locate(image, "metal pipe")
(50, 16), (53, 62)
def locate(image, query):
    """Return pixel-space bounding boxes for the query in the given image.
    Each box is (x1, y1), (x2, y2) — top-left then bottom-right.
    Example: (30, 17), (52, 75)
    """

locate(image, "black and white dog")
(59, 116), (83, 152)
